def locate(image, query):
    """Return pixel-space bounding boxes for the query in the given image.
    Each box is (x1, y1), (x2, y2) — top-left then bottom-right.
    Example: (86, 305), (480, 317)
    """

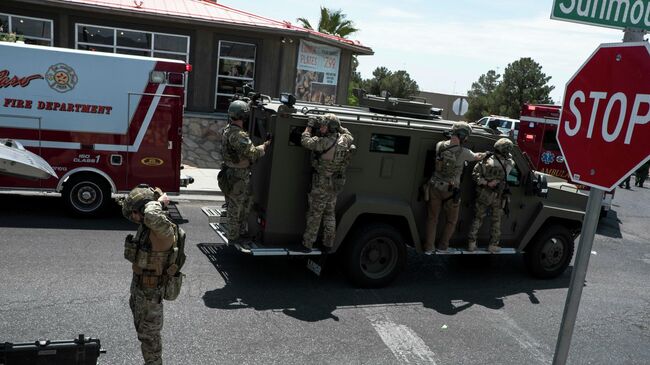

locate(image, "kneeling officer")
(121, 185), (186, 365)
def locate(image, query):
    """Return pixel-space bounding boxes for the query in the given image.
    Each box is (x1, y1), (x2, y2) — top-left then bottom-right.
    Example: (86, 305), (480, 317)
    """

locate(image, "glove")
(307, 117), (317, 128)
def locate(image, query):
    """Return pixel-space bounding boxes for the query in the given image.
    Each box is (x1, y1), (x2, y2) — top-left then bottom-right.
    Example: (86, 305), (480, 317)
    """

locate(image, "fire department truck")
(518, 104), (613, 217)
(0, 42), (191, 216)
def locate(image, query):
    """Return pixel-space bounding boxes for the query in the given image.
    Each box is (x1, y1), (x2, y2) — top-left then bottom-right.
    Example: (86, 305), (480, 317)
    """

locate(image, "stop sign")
(557, 42), (650, 191)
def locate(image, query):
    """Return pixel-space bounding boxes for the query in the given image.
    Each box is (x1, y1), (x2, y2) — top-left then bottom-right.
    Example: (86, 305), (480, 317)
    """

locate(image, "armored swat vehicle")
(203, 94), (587, 287)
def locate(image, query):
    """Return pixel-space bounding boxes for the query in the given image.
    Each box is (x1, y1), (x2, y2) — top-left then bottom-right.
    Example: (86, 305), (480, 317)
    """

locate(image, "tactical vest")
(124, 225), (185, 300)
(434, 142), (462, 182)
(477, 155), (513, 193)
(222, 124), (245, 165)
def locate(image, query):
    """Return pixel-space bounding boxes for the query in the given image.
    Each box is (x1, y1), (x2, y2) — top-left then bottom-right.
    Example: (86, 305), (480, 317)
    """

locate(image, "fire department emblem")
(541, 151), (555, 165)
(45, 63), (78, 93)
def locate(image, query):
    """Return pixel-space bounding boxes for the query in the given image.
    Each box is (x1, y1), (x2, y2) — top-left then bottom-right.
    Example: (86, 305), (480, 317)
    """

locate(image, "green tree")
(361, 67), (419, 99)
(466, 70), (501, 121)
(496, 58), (554, 118)
(466, 58), (554, 120)
(297, 7), (359, 38)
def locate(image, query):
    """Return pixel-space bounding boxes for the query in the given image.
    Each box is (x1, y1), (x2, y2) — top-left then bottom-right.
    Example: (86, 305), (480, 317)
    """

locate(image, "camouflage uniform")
(424, 139), (481, 252)
(126, 199), (177, 365)
(219, 123), (266, 242)
(467, 139), (514, 252)
(301, 115), (355, 250)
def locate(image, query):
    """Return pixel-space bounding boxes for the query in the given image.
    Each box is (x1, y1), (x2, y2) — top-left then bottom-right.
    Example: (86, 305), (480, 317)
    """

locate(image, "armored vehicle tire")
(343, 223), (406, 288)
(62, 174), (111, 217)
(524, 225), (575, 279)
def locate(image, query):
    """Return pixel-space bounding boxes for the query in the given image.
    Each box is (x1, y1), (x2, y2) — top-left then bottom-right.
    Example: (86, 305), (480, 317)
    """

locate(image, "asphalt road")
(0, 187), (648, 365)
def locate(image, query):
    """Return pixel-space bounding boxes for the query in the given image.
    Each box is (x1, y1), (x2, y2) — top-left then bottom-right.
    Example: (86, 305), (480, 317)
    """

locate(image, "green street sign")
(551, 0), (650, 31)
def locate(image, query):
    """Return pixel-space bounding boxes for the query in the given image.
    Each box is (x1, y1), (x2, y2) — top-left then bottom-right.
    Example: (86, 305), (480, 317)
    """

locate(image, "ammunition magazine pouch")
(124, 234), (137, 263)
(163, 273), (184, 301)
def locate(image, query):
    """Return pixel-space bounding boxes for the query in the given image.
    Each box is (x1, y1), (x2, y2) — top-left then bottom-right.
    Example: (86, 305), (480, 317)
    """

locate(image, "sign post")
(552, 40), (650, 364)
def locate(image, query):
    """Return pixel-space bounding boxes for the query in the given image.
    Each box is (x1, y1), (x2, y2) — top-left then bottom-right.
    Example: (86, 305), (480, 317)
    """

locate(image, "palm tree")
(297, 7), (359, 38)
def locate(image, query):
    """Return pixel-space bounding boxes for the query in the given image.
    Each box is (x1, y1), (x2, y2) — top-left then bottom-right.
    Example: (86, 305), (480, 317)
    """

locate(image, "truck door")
(126, 92), (181, 192)
(0, 115), (43, 189)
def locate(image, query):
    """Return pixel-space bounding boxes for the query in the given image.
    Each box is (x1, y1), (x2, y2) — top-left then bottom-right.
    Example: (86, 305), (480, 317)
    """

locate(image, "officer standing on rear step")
(423, 122), (485, 255)
(300, 113), (355, 253)
(466, 138), (514, 253)
(217, 100), (270, 245)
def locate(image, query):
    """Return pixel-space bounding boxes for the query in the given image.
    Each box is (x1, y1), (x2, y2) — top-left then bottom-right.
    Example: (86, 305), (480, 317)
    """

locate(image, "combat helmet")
(322, 113), (341, 133)
(450, 122), (472, 140)
(494, 137), (514, 156)
(228, 100), (250, 121)
(121, 184), (156, 219)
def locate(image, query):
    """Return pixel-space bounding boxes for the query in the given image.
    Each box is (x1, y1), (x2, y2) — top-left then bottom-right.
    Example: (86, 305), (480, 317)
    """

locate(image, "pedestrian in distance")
(121, 185), (186, 365)
(300, 113), (355, 253)
(423, 122), (486, 254)
(217, 100), (271, 245)
(634, 161), (649, 187)
(466, 138), (515, 253)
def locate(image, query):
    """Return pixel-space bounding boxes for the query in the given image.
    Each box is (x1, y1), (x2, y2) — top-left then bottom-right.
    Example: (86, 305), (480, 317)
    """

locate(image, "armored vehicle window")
(369, 134), (410, 154)
(542, 130), (560, 151)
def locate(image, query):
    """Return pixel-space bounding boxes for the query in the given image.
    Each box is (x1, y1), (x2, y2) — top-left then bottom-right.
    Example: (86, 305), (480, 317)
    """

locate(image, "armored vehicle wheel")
(524, 225), (575, 279)
(62, 174), (111, 217)
(343, 223), (406, 288)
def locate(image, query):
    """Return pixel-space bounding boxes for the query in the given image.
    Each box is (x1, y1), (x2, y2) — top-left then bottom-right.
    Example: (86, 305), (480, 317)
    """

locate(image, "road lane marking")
(367, 313), (438, 364)
(487, 309), (552, 364)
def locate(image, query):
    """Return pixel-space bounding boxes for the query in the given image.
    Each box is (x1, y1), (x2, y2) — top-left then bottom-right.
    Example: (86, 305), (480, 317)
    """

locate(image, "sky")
(219, 0), (627, 104)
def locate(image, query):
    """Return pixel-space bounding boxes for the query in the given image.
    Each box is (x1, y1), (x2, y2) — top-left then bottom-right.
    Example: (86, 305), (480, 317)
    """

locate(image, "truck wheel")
(524, 225), (575, 279)
(343, 223), (406, 288)
(62, 175), (111, 217)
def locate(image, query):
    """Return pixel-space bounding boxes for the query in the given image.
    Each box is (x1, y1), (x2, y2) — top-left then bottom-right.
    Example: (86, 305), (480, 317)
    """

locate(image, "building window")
(0, 13), (53, 46)
(75, 23), (190, 105)
(75, 23), (189, 60)
(215, 41), (256, 111)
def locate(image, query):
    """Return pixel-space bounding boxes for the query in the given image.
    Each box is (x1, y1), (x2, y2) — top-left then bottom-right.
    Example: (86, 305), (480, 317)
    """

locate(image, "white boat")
(0, 139), (57, 180)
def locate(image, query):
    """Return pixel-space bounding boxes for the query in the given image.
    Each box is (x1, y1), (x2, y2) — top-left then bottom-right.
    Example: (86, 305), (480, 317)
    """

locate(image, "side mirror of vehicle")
(526, 171), (548, 197)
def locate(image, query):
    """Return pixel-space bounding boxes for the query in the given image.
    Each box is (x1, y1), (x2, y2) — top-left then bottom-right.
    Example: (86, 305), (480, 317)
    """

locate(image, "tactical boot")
(487, 244), (501, 253)
(467, 240), (477, 252)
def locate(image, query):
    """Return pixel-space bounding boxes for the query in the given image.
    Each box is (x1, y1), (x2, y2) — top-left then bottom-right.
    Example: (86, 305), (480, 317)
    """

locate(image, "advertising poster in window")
(295, 40), (340, 104)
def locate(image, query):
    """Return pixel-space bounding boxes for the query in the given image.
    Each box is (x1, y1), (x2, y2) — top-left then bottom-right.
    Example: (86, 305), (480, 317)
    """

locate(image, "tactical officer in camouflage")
(300, 113), (355, 253)
(467, 138), (514, 253)
(423, 122), (485, 254)
(121, 185), (180, 365)
(218, 100), (270, 244)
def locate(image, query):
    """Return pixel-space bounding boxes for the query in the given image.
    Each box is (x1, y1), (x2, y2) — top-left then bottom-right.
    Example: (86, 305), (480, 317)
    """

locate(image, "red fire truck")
(518, 104), (613, 217)
(0, 42), (191, 216)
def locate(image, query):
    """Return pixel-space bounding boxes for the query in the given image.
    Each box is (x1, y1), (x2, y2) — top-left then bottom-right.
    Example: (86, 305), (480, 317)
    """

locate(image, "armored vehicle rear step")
(427, 248), (517, 255)
(208, 223), (324, 256)
(203, 207), (517, 256)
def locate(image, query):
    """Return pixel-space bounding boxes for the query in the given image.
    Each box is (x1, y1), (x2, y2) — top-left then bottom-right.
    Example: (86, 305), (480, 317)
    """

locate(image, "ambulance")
(518, 104), (613, 217)
(0, 42), (191, 216)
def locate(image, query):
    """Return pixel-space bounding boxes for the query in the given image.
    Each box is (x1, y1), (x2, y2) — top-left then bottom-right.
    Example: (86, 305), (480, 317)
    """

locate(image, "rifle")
(0, 334), (105, 365)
